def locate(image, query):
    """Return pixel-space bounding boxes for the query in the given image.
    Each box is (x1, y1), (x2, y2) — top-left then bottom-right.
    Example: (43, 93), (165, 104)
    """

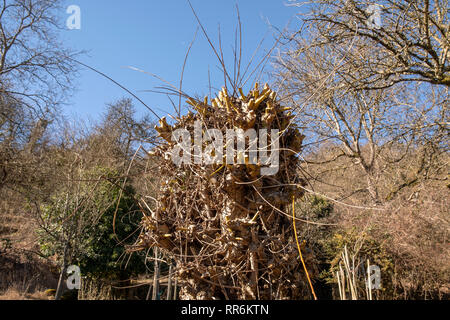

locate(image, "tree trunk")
(360, 161), (381, 205)
(366, 172), (381, 205)
(55, 244), (68, 300)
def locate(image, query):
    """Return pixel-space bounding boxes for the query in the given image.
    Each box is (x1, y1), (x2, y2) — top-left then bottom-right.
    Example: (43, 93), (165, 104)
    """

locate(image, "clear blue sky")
(60, 0), (299, 122)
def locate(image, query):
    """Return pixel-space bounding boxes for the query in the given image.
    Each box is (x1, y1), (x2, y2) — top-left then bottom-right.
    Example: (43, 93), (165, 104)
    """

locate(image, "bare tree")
(0, 92), (53, 194)
(0, 0), (79, 112)
(0, 0), (80, 194)
(275, 11), (449, 204)
(286, 0), (449, 89)
(99, 98), (157, 163)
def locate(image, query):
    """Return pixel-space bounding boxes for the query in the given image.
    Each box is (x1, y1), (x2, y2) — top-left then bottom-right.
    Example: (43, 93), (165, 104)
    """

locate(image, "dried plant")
(134, 83), (316, 299)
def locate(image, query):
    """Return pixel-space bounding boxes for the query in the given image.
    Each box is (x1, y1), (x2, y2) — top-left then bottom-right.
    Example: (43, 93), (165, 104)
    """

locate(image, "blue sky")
(60, 0), (299, 123)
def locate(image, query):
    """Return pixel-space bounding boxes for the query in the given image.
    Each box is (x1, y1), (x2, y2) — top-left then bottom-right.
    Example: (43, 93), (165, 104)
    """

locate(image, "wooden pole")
(166, 264), (173, 300)
(152, 247), (160, 300)
(173, 274), (178, 300)
(367, 259), (373, 300)
(145, 282), (152, 300)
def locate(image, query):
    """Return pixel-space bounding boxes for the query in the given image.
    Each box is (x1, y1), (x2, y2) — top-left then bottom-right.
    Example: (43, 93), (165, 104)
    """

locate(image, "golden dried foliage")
(137, 83), (316, 299)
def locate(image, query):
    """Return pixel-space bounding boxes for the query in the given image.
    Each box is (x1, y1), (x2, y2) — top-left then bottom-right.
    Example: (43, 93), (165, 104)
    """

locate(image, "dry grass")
(0, 287), (53, 300)
(0, 194), (59, 299)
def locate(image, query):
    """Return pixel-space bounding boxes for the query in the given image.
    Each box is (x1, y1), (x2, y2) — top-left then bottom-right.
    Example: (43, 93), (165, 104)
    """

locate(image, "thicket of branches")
(274, 0), (449, 299)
